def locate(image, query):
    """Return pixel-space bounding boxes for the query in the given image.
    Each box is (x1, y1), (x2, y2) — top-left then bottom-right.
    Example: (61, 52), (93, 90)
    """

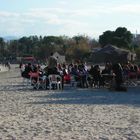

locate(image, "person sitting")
(78, 64), (89, 88)
(87, 65), (95, 87)
(102, 64), (112, 75)
(101, 64), (113, 85)
(21, 63), (33, 79)
(92, 65), (104, 87)
(70, 64), (80, 82)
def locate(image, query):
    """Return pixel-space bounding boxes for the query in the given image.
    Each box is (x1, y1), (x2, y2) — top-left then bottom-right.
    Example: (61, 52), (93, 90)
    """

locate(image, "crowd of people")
(20, 53), (140, 91)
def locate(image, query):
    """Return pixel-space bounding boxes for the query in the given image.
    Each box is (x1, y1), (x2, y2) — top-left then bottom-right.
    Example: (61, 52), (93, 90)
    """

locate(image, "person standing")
(47, 52), (58, 74)
(112, 63), (126, 91)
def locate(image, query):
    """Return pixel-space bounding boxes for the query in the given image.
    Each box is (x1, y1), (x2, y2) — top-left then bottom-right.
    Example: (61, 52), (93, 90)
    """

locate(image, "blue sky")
(0, 0), (140, 38)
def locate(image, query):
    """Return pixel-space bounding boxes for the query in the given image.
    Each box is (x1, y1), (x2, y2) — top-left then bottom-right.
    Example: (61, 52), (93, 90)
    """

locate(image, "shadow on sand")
(0, 84), (34, 92)
(27, 87), (140, 106)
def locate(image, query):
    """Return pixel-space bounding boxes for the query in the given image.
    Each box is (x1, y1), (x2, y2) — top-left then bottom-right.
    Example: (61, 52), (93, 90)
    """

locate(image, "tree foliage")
(0, 37), (6, 58)
(0, 27), (138, 62)
(66, 35), (90, 61)
(99, 27), (133, 49)
(0, 35), (91, 62)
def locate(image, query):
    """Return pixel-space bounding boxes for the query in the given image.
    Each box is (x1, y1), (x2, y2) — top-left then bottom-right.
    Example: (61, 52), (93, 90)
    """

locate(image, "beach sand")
(0, 65), (140, 140)
(0, 65), (8, 73)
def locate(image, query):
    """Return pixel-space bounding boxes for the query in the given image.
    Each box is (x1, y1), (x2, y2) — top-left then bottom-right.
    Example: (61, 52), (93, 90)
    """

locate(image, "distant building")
(53, 52), (66, 64)
(133, 34), (140, 43)
(17, 56), (36, 64)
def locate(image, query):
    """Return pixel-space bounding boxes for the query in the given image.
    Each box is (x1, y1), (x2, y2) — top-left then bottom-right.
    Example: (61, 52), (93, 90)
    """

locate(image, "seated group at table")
(20, 61), (140, 91)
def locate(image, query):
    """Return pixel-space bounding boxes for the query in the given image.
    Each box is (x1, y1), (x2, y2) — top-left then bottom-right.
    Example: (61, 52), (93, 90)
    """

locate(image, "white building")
(53, 52), (66, 64)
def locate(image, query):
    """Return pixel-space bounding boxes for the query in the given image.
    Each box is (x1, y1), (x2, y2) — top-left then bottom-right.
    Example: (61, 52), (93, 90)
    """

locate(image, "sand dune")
(0, 65), (140, 140)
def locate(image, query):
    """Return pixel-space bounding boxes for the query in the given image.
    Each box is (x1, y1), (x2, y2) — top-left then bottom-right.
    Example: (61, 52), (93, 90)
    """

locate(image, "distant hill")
(2, 36), (19, 41)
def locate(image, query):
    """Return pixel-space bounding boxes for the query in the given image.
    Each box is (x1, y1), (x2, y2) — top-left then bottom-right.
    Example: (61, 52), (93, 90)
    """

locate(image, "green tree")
(89, 38), (101, 49)
(8, 40), (19, 56)
(0, 37), (5, 57)
(66, 35), (90, 61)
(99, 27), (133, 50)
(113, 27), (133, 49)
(135, 48), (140, 62)
(99, 30), (114, 47)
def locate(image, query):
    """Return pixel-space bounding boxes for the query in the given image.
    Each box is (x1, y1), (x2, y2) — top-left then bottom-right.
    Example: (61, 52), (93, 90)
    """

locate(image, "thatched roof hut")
(90, 45), (136, 64)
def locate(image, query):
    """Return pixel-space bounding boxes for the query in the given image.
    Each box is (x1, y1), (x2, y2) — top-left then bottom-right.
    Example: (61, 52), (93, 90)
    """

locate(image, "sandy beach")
(0, 65), (8, 73)
(0, 65), (140, 140)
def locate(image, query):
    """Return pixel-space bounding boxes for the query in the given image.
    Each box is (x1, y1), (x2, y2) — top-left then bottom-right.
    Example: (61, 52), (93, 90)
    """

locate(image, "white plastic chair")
(48, 74), (62, 90)
(29, 72), (47, 90)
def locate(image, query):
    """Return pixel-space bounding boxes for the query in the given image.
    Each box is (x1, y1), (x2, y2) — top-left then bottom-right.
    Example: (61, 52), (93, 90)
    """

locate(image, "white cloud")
(0, 11), (19, 17)
(0, 2), (140, 37)
(113, 4), (140, 14)
(58, 0), (68, 5)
